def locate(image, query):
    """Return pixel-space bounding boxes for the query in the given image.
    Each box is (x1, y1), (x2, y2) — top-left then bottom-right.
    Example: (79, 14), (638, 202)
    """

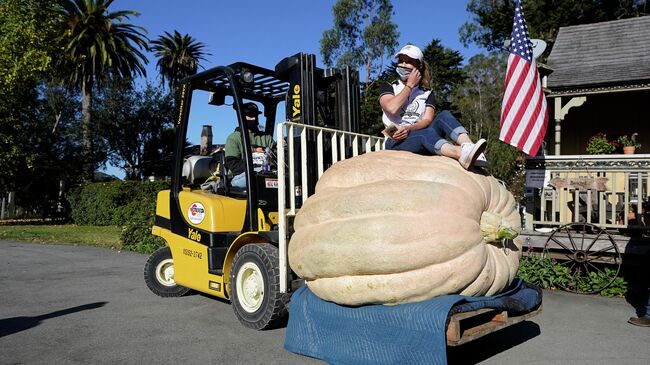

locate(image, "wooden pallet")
(446, 304), (542, 346)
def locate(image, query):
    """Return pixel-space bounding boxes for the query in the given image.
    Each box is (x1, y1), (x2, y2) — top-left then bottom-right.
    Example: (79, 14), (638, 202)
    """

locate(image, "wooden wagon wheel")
(542, 223), (622, 294)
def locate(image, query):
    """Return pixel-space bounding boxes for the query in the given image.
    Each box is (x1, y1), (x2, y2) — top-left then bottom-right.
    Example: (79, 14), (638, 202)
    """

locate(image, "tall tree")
(16, 82), (86, 217)
(320, 0), (399, 83)
(0, 0), (59, 195)
(94, 80), (175, 180)
(421, 39), (465, 111)
(460, 0), (650, 54)
(56, 0), (148, 181)
(151, 30), (210, 92)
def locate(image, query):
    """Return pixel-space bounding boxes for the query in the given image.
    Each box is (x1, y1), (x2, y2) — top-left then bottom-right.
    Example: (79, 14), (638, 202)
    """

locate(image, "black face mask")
(245, 117), (259, 130)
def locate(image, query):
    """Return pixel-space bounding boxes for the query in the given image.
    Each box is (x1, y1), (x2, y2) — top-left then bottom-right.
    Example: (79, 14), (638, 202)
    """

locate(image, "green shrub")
(517, 253), (628, 297)
(120, 209), (166, 254)
(572, 267), (628, 297)
(67, 181), (169, 225)
(67, 180), (170, 253)
(517, 254), (571, 290)
(66, 182), (123, 225)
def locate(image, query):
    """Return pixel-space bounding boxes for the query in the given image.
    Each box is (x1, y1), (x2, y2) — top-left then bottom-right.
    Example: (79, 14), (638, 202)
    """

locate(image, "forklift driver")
(224, 102), (275, 188)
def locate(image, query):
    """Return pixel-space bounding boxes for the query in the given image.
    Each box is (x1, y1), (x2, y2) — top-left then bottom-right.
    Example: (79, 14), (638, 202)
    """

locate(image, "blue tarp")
(284, 279), (541, 365)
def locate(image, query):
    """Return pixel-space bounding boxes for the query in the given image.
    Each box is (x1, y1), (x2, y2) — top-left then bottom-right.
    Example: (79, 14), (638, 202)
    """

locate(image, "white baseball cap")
(395, 44), (423, 62)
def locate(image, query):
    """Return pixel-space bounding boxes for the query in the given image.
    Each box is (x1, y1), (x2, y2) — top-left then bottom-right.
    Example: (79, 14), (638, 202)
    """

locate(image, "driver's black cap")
(243, 102), (262, 115)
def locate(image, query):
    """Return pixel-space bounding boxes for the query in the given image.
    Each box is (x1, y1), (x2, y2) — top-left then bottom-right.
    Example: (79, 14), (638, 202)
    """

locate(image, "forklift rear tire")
(229, 243), (290, 330)
(144, 246), (190, 297)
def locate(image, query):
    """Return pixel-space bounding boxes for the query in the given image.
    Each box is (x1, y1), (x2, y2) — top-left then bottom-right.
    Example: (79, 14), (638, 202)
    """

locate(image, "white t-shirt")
(379, 81), (436, 127)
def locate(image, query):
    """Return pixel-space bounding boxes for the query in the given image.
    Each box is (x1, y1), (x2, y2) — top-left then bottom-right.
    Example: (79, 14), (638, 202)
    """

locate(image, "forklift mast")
(274, 53), (362, 198)
(275, 53), (360, 133)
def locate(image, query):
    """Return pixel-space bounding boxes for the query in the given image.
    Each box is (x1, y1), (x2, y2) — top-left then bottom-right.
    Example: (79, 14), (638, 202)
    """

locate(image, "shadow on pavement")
(446, 320), (541, 364)
(0, 301), (108, 338)
(196, 291), (232, 304)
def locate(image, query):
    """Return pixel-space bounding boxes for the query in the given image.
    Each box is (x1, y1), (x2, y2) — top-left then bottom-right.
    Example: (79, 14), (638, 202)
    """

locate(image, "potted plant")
(617, 133), (641, 154)
(586, 133), (616, 155)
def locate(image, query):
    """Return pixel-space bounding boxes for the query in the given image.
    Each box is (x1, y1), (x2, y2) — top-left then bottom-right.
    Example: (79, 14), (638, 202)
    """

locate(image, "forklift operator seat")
(181, 152), (247, 198)
(213, 150), (247, 198)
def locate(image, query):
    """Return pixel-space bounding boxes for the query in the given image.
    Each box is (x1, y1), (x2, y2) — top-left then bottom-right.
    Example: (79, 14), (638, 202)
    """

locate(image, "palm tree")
(151, 30), (209, 92)
(57, 0), (148, 181)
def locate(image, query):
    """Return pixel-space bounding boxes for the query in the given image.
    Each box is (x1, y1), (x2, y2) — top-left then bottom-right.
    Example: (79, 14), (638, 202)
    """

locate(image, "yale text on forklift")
(187, 228), (202, 242)
(292, 84), (301, 117)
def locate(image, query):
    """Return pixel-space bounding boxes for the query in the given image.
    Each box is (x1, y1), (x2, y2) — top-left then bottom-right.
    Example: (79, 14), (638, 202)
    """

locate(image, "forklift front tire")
(144, 247), (190, 297)
(229, 243), (290, 330)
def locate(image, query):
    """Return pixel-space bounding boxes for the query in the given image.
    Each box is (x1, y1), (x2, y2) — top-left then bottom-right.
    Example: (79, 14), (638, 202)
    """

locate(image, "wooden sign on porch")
(548, 177), (609, 191)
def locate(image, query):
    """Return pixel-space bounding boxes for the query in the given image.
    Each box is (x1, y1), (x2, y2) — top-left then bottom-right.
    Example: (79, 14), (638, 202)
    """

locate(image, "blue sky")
(106, 0), (483, 178)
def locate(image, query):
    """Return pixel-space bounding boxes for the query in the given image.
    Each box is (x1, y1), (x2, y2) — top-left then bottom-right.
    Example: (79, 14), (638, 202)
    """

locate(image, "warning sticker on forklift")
(187, 202), (206, 224)
(265, 178), (278, 189)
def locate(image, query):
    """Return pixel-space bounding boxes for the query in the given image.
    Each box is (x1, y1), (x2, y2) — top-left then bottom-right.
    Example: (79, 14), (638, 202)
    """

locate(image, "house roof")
(546, 16), (650, 91)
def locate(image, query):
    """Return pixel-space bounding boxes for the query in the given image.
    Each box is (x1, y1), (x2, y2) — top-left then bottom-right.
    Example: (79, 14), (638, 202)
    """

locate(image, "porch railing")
(524, 154), (650, 231)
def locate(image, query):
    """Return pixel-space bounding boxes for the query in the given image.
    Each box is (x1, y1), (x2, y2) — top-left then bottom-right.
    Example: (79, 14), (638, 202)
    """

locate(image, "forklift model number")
(292, 84), (301, 118)
(187, 228), (202, 242)
(182, 248), (202, 259)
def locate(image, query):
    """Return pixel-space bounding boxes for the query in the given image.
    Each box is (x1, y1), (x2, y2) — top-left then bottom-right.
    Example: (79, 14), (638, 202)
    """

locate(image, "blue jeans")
(231, 166), (264, 188)
(231, 172), (246, 188)
(385, 110), (468, 155)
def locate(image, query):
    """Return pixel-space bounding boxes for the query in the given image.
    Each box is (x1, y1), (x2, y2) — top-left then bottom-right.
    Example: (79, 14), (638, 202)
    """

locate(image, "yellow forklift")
(143, 53), (543, 352)
(143, 53), (376, 329)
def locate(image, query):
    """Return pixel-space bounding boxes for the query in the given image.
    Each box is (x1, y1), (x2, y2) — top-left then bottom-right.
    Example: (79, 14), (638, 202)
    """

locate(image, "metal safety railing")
(276, 122), (385, 292)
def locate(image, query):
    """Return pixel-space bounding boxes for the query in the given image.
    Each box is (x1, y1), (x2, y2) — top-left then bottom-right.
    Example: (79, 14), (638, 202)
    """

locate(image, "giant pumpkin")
(288, 150), (522, 306)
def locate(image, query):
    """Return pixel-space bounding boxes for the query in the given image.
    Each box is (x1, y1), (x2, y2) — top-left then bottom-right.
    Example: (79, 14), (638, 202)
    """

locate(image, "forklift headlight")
(241, 69), (254, 84)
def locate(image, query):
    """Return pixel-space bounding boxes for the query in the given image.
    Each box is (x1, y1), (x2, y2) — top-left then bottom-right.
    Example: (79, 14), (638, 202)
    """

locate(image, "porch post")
(553, 96), (587, 155)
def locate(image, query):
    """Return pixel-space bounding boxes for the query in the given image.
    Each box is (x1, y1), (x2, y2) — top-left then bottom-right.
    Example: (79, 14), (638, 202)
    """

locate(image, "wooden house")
(522, 16), (650, 265)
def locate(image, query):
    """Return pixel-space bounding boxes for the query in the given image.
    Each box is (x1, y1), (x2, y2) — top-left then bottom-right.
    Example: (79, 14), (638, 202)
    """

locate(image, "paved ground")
(0, 241), (648, 365)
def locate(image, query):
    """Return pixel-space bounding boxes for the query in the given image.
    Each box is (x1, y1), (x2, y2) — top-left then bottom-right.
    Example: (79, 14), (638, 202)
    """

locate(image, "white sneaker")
(475, 153), (488, 167)
(459, 139), (487, 170)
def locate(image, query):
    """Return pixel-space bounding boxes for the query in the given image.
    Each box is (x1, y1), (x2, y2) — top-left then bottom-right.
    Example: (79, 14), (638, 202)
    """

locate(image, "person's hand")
(406, 68), (421, 89)
(392, 125), (410, 141)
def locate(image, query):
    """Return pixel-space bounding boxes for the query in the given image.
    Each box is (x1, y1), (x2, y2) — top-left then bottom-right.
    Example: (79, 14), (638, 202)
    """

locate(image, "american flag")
(499, 0), (548, 156)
